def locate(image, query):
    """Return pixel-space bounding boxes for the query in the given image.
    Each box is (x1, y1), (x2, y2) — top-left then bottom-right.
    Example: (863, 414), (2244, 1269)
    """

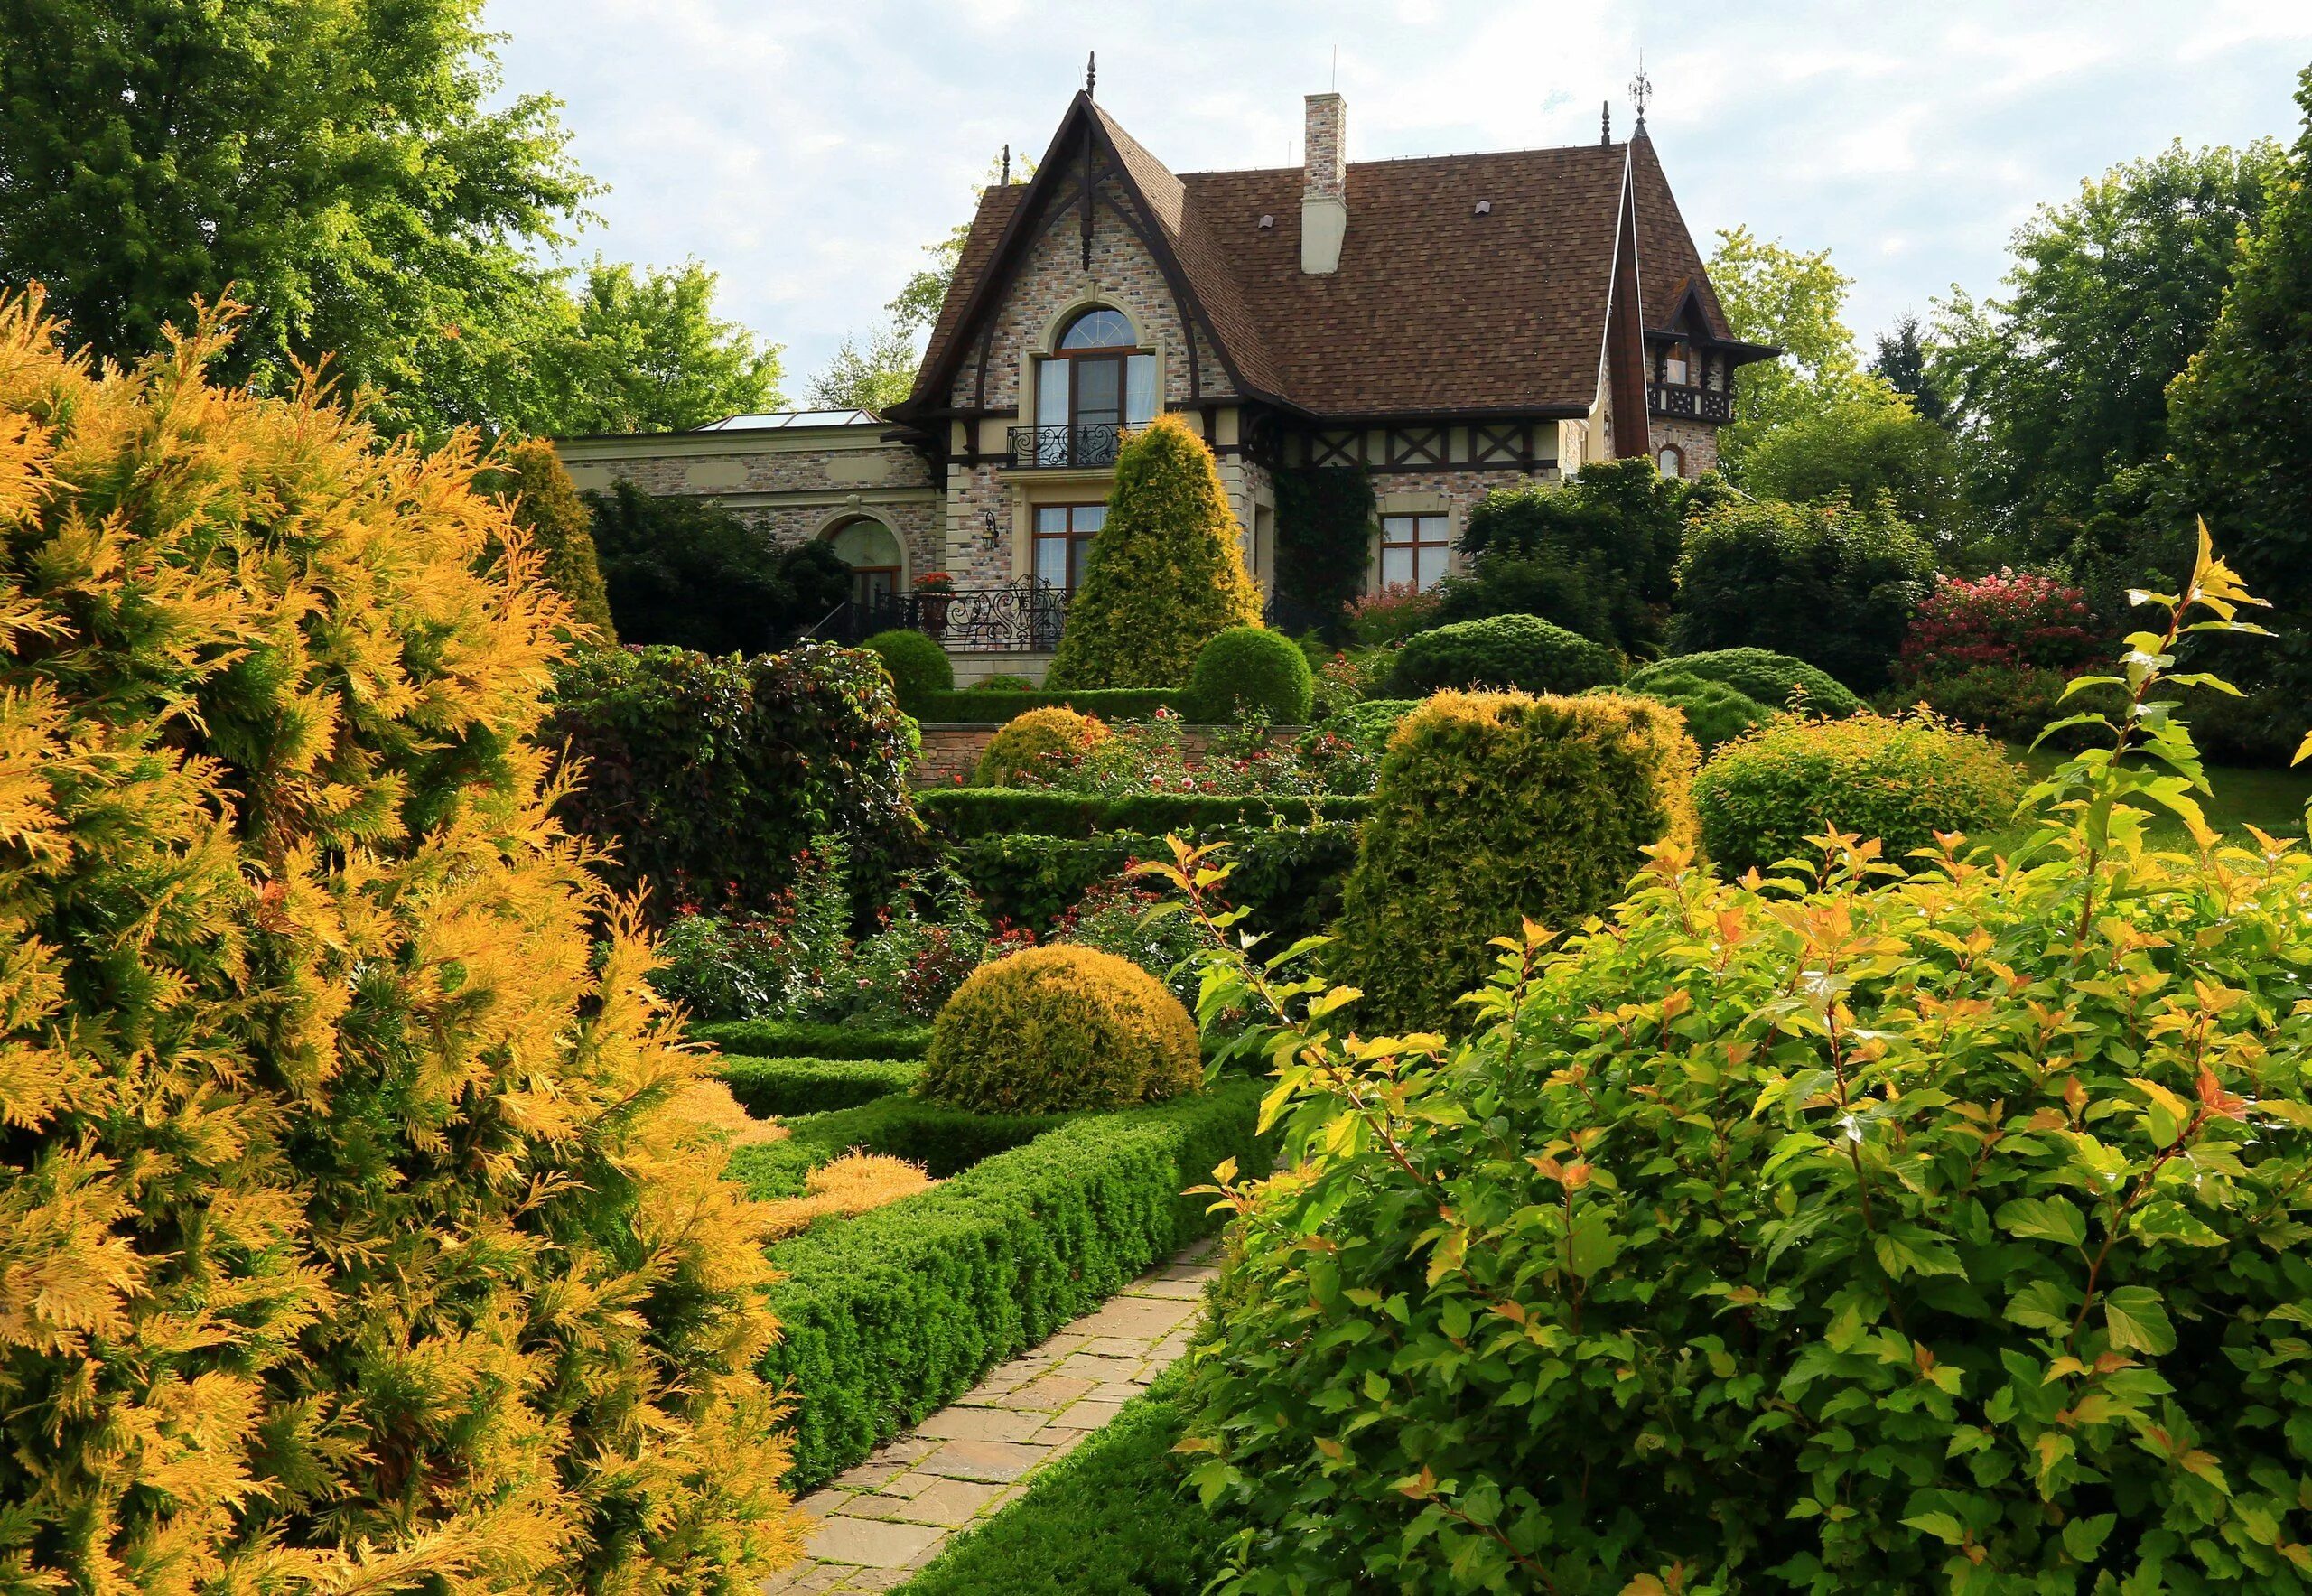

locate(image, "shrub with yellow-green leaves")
(0, 294), (800, 1591)
(1046, 415), (1262, 689)
(1330, 690), (1699, 1031)
(919, 945), (1201, 1114)
(972, 705), (1109, 787)
(1158, 532), (2312, 1593)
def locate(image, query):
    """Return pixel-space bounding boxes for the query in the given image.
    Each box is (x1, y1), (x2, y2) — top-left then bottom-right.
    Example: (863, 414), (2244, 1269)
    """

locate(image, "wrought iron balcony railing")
(1648, 382), (1733, 423)
(1007, 423), (1123, 470)
(814, 580), (1069, 653)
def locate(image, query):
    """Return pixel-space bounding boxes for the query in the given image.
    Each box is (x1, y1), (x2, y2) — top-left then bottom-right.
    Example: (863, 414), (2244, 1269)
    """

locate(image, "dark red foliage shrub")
(1897, 569), (2100, 682)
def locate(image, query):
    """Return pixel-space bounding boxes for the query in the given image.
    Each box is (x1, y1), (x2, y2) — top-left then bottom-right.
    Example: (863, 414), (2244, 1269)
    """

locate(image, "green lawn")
(2006, 744), (2312, 845)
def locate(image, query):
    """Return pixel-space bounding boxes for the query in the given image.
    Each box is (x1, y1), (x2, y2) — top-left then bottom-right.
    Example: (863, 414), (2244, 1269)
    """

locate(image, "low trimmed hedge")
(918, 688), (1186, 723)
(690, 1020), (931, 1059)
(920, 788), (1372, 841)
(725, 1096), (1062, 1199)
(760, 1078), (1267, 1489)
(951, 822), (1360, 937)
(718, 1056), (921, 1116)
(895, 1366), (1225, 1594)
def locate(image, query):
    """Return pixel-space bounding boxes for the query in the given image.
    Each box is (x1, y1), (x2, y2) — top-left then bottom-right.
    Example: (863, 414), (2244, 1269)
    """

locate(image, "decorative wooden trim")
(1472, 422), (1524, 465)
(1310, 430), (1361, 468)
(1387, 426), (1446, 468)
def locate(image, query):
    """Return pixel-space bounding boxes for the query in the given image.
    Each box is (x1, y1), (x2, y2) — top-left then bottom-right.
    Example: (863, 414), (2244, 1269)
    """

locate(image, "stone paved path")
(762, 1241), (1219, 1593)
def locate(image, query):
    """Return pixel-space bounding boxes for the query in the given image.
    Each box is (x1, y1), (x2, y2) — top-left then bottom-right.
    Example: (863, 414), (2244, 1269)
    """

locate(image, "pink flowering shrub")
(1897, 569), (2099, 683)
(1344, 582), (1442, 645)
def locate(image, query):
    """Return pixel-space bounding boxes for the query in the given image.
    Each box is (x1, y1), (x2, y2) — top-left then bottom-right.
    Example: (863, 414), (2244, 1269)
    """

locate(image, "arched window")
(1656, 445), (1686, 480)
(828, 517), (902, 607)
(1032, 306), (1157, 464)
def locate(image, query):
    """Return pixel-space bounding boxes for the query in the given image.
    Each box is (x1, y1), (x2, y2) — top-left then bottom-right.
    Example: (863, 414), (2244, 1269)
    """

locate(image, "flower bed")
(918, 687), (1187, 723)
(754, 1078), (1267, 1490)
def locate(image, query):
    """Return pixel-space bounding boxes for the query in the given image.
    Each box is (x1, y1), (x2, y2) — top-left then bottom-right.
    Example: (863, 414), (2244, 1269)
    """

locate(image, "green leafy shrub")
(588, 476), (853, 654)
(1048, 414), (1263, 687)
(1183, 626), (1315, 723)
(1274, 464), (1377, 628)
(864, 627), (955, 709)
(1671, 493), (1936, 692)
(1612, 670), (1770, 751)
(1332, 691), (1698, 1031)
(690, 1020), (932, 1059)
(761, 1080), (1267, 1489)
(898, 1367), (1226, 1595)
(972, 705), (1109, 786)
(1905, 663), (2071, 742)
(919, 946), (1202, 1114)
(1384, 613), (1621, 698)
(718, 1056), (922, 1115)
(546, 640), (928, 920)
(1694, 709), (2023, 874)
(1161, 537), (2312, 1594)
(1627, 647), (1862, 714)
(0, 294), (798, 1587)
(977, 673), (1036, 692)
(918, 687), (1184, 723)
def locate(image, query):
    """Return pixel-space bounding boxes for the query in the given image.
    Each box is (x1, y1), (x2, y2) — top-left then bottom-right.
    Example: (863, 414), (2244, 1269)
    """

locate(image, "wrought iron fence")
(1006, 423), (1123, 469)
(814, 580), (1069, 652)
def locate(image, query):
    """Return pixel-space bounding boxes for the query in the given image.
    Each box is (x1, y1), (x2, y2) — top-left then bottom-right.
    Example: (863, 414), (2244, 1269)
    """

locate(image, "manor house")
(554, 79), (1773, 679)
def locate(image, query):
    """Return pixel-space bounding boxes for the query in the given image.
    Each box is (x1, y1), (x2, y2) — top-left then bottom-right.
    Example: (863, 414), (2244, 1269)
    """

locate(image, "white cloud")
(482, 0), (2312, 387)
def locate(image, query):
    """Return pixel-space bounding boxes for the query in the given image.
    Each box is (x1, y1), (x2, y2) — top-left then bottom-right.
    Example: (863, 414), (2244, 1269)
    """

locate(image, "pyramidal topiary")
(0, 293), (800, 1591)
(1046, 413), (1261, 687)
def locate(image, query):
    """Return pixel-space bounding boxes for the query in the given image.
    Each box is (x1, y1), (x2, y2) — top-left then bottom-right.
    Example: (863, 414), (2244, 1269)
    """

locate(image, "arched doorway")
(827, 517), (903, 608)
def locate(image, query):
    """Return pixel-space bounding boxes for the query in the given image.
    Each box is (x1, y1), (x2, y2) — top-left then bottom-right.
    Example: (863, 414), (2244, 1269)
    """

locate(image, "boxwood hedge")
(690, 1020), (931, 1059)
(717, 1056), (922, 1116)
(759, 1079), (1267, 1489)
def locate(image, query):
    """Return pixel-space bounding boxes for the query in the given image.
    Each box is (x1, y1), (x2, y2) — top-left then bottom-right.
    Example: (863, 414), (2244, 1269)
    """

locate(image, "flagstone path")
(761, 1241), (1220, 1593)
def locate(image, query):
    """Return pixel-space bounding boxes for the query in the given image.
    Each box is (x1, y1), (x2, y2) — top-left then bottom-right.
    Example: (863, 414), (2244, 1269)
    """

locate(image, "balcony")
(1007, 423), (1123, 470)
(816, 581), (1069, 653)
(1648, 382), (1733, 423)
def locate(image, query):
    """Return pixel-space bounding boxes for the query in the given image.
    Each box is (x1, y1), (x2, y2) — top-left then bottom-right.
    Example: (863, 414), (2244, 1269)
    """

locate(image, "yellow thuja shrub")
(971, 705), (1108, 786)
(760, 1153), (937, 1239)
(920, 945), (1202, 1113)
(0, 294), (800, 1591)
(665, 1078), (791, 1147)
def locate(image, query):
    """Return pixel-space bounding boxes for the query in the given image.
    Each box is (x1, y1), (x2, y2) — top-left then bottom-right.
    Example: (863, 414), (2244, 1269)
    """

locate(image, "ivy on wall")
(1273, 465), (1376, 628)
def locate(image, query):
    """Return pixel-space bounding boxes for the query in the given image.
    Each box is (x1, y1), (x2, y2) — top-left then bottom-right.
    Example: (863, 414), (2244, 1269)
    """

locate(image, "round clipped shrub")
(0, 294), (797, 1586)
(1612, 670), (1770, 751)
(971, 705), (1109, 786)
(1384, 612), (1621, 698)
(977, 673), (1036, 692)
(919, 945), (1201, 1113)
(1183, 624), (1315, 723)
(1694, 709), (2023, 874)
(1332, 690), (1698, 1031)
(1333, 696), (1421, 757)
(862, 628), (954, 709)
(1627, 647), (1861, 715)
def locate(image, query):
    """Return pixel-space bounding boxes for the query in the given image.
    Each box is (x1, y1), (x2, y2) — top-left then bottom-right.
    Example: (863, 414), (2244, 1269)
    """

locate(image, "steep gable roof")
(905, 102), (1744, 423)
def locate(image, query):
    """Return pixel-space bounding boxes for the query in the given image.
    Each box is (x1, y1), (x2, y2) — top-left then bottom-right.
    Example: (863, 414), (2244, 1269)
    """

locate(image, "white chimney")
(1301, 92), (1347, 275)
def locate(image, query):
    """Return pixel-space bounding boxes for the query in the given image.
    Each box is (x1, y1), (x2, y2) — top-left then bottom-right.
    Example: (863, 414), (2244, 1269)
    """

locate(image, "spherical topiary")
(1183, 625), (1315, 723)
(1628, 647), (1860, 716)
(1332, 690), (1698, 1031)
(919, 945), (1202, 1113)
(1693, 708), (2023, 874)
(862, 628), (954, 710)
(1384, 613), (1621, 698)
(971, 705), (1108, 786)
(1612, 670), (1771, 751)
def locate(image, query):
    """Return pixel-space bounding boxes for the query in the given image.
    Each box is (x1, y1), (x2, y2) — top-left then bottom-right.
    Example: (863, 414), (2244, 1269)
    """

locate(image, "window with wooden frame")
(1033, 503), (1106, 593)
(1033, 308), (1157, 460)
(1656, 444), (1686, 480)
(1379, 512), (1451, 592)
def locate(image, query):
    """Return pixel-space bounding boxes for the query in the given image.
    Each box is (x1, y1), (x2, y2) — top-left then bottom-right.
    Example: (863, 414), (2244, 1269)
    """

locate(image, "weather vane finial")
(1599, 99), (1610, 145)
(1086, 51), (1096, 98)
(1629, 52), (1652, 135)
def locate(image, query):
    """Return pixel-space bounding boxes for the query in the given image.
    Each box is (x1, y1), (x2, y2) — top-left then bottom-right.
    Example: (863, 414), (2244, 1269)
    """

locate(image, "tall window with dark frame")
(1031, 308), (1158, 466)
(1033, 503), (1105, 593)
(1379, 513), (1451, 592)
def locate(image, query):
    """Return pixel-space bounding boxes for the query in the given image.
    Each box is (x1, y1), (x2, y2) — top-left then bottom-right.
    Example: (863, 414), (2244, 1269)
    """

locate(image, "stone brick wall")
(1651, 415), (1720, 477)
(1370, 465), (1558, 588)
(1303, 93), (1346, 199)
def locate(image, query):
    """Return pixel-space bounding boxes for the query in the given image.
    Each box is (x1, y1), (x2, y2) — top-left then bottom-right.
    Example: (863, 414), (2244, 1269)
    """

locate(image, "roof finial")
(1629, 51), (1652, 135)
(1002, 143), (1011, 184)
(1600, 99), (1611, 145)
(1086, 51), (1096, 98)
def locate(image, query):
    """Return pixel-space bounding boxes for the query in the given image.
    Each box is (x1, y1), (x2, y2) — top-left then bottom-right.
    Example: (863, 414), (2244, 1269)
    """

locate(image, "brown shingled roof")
(906, 97), (1739, 421)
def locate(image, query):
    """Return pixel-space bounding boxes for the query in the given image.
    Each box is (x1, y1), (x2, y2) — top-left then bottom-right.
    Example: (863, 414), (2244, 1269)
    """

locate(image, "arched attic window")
(1033, 307), (1158, 462)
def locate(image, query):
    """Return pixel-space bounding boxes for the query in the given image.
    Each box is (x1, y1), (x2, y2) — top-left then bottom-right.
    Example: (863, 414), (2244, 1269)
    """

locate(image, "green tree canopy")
(586, 481), (850, 655)
(1706, 225), (1886, 471)
(536, 257), (783, 434)
(1739, 392), (1959, 533)
(805, 321), (918, 414)
(1870, 315), (1950, 424)
(1931, 137), (2280, 548)
(2168, 70), (2312, 697)
(1046, 415), (1262, 688)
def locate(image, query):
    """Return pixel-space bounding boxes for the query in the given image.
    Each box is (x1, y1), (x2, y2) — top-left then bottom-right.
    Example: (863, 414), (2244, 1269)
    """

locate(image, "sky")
(482, 0), (2312, 397)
